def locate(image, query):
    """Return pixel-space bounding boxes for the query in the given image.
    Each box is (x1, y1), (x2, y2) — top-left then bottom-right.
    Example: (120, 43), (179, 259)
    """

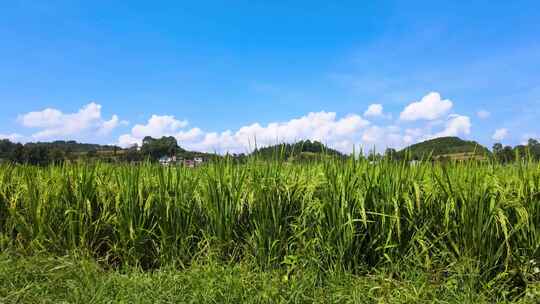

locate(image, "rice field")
(0, 157), (539, 302)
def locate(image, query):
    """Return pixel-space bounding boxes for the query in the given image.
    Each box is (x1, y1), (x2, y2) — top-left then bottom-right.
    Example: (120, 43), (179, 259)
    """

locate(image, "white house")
(409, 160), (420, 166)
(159, 156), (177, 166)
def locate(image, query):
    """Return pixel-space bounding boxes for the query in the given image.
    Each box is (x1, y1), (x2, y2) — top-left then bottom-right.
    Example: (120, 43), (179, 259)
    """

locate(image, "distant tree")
(252, 140), (344, 161)
(438, 155), (451, 163)
(122, 145), (142, 162)
(367, 149), (381, 162)
(501, 146), (514, 163)
(397, 137), (490, 160)
(141, 136), (181, 160)
(384, 148), (397, 160)
(0, 139), (16, 159)
(48, 148), (65, 164)
(492, 143), (503, 162)
(86, 149), (98, 158)
(23, 145), (49, 165)
(9, 143), (25, 163)
(528, 138), (540, 160)
(231, 153), (247, 163)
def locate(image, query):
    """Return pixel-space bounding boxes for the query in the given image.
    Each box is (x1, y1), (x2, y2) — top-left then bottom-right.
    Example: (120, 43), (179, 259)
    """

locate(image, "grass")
(2, 253), (538, 303)
(0, 157), (539, 302)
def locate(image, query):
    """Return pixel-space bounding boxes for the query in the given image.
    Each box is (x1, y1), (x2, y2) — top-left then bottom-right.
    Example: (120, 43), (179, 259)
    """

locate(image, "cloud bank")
(4, 92), (479, 154)
(17, 103), (126, 140)
(363, 104), (384, 117)
(118, 111), (373, 154)
(476, 110), (490, 119)
(115, 92), (472, 154)
(399, 92), (453, 121)
(0, 133), (22, 142)
(492, 128), (508, 141)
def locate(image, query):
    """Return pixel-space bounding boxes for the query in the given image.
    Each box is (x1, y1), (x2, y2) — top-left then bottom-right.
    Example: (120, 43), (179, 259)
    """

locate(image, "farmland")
(0, 158), (539, 302)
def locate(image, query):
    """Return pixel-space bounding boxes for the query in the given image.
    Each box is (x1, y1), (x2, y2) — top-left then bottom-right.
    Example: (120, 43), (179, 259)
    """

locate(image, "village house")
(159, 155), (177, 166)
(159, 155), (204, 167)
(183, 159), (195, 168)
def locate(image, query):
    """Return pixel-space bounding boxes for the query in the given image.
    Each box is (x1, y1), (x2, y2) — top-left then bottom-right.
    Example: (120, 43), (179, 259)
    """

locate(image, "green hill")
(398, 137), (490, 160)
(26, 140), (121, 154)
(251, 140), (345, 160)
(0, 139), (121, 159)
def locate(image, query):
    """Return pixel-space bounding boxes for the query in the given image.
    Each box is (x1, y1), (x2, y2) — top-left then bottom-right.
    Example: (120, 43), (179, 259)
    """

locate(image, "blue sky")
(1, 0), (539, 153)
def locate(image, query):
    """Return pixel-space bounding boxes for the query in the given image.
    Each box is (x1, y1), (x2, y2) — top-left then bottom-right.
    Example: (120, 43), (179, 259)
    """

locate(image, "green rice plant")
(310, 157), (364, 271)
(199, 157), (249, 260)
(110, 163), (160, 268)
(153, 165), (202, 267)
(246, 161), (309, 268)
(0, 155), (538, 299)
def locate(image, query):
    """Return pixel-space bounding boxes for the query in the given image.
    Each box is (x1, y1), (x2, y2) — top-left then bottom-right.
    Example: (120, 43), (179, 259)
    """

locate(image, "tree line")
(492, 138), (540, 162)
(2, 136), (540, 165)
(0, 137), (215, 165)
(0, 139), (121, 165)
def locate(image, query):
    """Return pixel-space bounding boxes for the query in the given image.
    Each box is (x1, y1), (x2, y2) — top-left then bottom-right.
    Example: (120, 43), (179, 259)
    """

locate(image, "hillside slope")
(398, 137), (490, 160)
(251, 140), (344, 160)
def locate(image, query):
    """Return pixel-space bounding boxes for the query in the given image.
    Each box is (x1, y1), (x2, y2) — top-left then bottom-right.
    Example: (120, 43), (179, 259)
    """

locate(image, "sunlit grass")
(0, 157), (538, 302)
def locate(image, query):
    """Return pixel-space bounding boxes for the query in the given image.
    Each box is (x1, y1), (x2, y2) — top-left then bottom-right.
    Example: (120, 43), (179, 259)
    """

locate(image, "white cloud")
(364, 104), (384, 117)
(18, 108), (63, 128)
(400, 92), (453, 121)
(118, 134), (140, 148)
(429, 114), (471, 138)
(403, 128), (423, 145)
(99, 115), (128, 135)
(131, 115), (188, 139)
(0, 133), (23, 142)
(213, 112), (370, 153)
(358, 125), (411, 152)
(175, 127), (204, 142)
(8, 91), (476, 154)
(492, 128), (508, 141)
(520, 133), (539, 145)
(17, 102), (123, 139)
(117, 93), (476, 155)
(361, 126), (386, 144)
(476, 110), (490, 119)
(118, 111), (373, 153)
(118, 114), (190, 147)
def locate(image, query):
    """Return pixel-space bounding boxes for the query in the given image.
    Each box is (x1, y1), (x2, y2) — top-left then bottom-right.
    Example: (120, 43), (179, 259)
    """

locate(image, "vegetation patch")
(0, 156), (538, 302)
